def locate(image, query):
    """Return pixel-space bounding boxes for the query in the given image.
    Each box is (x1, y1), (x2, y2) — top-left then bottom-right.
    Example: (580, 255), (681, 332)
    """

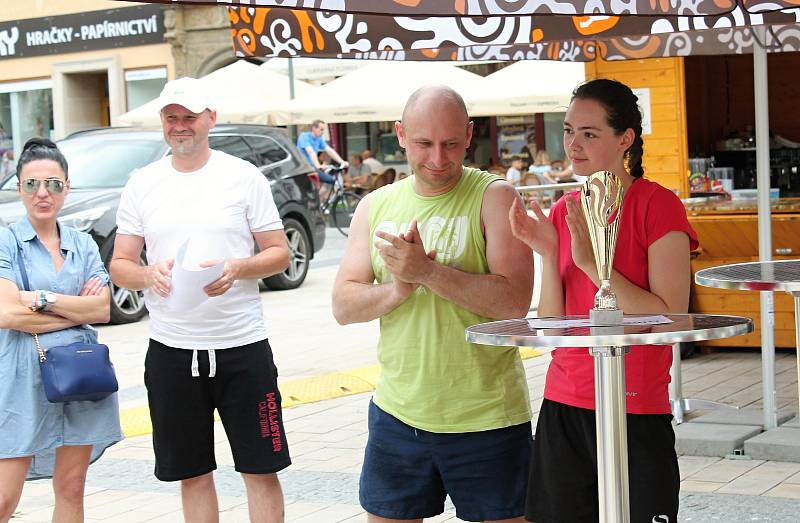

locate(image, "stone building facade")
(164, 5), (256, 78)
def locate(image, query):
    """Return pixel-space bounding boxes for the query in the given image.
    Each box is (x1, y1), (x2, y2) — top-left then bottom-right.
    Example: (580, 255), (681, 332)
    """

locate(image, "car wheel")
(263, 218), (310, 290)
(100, 233), (149, 324)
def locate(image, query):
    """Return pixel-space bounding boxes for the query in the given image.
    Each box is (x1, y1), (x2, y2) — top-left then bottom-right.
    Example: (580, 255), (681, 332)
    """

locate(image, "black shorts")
(144, 339), (291, 481)
(526, 399), (679, 523)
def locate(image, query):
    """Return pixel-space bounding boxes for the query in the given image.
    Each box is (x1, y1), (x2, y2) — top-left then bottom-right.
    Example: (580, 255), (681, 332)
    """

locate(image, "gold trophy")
(581, 171), (624, 326)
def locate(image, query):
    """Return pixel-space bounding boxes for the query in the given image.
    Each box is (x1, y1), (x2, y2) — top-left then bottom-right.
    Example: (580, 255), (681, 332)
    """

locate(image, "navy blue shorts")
(359, 401), (532, 522)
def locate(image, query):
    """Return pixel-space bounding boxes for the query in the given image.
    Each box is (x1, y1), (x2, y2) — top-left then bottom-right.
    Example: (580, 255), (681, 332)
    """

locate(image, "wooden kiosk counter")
(685, 198), (800, 348)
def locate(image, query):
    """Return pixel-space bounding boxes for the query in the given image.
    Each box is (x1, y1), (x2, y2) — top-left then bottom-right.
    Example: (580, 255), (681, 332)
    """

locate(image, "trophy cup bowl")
(581, 171), (624, 325)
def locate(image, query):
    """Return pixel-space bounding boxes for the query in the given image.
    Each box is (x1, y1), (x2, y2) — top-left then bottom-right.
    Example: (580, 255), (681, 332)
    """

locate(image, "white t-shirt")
(363, 157), (385, 175)
(116, 150), (283, 349)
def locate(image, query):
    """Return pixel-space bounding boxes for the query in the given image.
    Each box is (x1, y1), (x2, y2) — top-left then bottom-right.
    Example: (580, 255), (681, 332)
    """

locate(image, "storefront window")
(125, 67), (167, 111)
(497, 115), (536, 168)
(467, 117), (491, 168)
(543, 112), (567, 164)
(0, 79), (54, 176)
(375, 121), (405, 164)
(345, 122), (369, 159)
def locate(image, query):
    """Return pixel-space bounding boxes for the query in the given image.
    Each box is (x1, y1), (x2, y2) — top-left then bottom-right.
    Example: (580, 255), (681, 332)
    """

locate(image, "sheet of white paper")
(526, 315), (673, 329)
(164, 239), (225, 313)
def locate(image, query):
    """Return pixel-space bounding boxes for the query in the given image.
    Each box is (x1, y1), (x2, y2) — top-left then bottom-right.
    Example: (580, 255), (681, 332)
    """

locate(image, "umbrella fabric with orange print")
(223, 6), (799, 59)
(112, 0), (746, 17)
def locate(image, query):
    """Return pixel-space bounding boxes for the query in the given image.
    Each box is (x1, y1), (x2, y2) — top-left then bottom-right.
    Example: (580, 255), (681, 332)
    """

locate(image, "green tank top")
(368, 167), (532, 433)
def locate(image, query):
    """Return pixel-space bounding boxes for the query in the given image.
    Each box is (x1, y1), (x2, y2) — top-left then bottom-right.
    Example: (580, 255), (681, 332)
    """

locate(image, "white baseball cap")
(157, 77), (215, 114)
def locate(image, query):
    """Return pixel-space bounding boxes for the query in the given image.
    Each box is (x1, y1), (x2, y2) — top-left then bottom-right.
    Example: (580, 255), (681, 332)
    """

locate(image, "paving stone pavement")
(14, 380), (800, 522)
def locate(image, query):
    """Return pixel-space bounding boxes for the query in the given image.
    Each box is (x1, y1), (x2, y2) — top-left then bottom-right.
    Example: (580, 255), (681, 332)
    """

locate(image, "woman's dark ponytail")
(627, 134), (644, 179)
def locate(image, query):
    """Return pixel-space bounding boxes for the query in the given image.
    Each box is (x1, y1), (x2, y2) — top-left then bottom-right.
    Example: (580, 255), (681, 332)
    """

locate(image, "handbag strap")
(9, 227), (46, 362)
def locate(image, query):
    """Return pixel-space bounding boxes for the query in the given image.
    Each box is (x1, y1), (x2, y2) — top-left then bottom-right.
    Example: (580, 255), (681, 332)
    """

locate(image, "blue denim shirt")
(0, 216), (109, 347)
(0, 217), (121, 478)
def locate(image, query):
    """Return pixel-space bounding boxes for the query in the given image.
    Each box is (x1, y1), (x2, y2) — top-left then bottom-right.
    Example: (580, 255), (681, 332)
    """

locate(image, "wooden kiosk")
(585, 55), (800, 349)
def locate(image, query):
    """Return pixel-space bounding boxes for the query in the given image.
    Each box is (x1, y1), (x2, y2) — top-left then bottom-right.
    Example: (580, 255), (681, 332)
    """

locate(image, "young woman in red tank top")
(510, 78), (698, 523)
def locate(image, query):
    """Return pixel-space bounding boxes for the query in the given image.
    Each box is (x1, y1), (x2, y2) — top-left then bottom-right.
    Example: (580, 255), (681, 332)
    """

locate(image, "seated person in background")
(395, 171), (408, 181)
(522, 171), (542, 187)
(361, 149), (385, 176)
(528, 149), (556, 184)
(372, 168), (396, 189)
(347, 153), (372, 187)
(524, 152), (557, 207)
(506, 155), (524, 186)
(549, 158), (583, 183)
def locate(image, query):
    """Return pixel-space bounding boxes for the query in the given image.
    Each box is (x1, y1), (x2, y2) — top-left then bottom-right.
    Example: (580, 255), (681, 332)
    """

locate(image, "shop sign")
(0, 5), (164, 61)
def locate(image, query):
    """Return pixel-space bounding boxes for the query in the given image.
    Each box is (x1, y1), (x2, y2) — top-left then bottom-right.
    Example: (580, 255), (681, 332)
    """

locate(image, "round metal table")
(696, 259), (800, 429)
(467, 313), (752, 523)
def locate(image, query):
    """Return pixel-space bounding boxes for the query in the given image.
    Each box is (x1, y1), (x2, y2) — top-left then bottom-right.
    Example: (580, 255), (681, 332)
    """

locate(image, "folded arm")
(20, 279), (110, 325)
(0, 279), (81, 334)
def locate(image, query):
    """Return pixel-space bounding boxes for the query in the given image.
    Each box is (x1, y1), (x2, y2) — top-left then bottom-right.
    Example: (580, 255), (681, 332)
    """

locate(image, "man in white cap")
(110, 76), (291, 522)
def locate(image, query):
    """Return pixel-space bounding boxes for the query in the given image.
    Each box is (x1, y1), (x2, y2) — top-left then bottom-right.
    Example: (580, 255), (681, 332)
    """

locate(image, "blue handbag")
(13, 230), (118, 403)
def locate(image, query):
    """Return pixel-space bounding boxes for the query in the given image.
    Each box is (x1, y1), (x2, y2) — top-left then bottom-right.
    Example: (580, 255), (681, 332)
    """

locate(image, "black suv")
(0, 125), (325, 323)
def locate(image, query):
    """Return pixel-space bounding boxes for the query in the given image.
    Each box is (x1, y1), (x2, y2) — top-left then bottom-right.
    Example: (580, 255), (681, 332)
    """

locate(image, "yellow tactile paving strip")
(120, 347), (542, 438)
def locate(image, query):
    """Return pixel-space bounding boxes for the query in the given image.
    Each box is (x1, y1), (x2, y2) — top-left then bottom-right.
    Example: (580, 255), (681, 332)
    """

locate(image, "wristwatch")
(42, 291), (57, 312)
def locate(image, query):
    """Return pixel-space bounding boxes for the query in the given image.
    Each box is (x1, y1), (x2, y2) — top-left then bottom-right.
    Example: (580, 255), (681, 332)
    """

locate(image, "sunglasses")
(19, 178), (66, 195)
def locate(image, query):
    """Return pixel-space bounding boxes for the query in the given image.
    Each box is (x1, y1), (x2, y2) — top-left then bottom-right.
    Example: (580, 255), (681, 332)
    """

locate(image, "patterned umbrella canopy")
(119, 0), (794, 17)
(224, 6), (800, 60)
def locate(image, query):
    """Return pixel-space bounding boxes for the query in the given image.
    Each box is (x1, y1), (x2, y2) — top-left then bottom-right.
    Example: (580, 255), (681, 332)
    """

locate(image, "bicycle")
(318, 166), (362, 237)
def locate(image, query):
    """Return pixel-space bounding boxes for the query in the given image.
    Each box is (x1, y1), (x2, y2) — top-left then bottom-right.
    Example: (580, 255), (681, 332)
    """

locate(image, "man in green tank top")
(333, 86), (534, 522)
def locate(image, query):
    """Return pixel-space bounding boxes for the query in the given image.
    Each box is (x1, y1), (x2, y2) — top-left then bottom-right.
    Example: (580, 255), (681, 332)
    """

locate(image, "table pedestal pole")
(592, 346), (630, 523)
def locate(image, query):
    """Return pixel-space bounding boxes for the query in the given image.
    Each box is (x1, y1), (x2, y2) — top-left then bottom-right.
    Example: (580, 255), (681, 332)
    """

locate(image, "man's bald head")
(394, 84), (473, 194)
(401, 85), (469, 130)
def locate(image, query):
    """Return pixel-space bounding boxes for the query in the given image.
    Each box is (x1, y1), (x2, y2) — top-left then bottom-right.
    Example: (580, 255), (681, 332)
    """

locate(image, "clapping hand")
(564, 196), (597, 277)
(374, 220), (436, 300)
(509, 198), (558, 258)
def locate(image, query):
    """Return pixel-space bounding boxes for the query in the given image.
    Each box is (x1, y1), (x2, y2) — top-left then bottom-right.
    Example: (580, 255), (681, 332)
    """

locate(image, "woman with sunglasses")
(0, 138), (122, 522)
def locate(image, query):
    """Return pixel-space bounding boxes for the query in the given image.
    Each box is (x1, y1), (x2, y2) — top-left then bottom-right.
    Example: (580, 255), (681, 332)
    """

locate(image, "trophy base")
(590, 308), (624, 326)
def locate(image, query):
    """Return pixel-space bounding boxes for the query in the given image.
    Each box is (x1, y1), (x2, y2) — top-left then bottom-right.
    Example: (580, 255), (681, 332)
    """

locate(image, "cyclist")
(297, 120), (348, 199)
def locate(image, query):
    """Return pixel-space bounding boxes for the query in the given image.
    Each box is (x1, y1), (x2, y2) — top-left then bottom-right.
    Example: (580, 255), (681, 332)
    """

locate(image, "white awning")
(463, 60), (585, 117)
(115, 61), (318, 126)
(280, 61), (486, 124)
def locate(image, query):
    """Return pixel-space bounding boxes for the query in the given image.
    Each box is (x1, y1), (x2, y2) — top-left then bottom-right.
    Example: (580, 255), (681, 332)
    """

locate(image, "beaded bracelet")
(30, 290), (47, 312)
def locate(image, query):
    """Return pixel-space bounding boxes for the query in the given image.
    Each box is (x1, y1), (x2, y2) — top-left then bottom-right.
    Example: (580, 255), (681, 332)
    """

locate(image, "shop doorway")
(61, 72), (110, 135)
